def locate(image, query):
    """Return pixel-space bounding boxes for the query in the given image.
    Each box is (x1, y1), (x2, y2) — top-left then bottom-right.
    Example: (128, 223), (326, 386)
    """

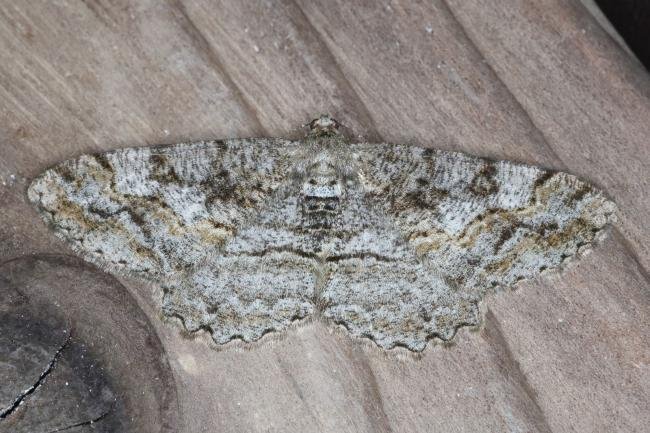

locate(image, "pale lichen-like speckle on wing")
(28, 116), (617, 351)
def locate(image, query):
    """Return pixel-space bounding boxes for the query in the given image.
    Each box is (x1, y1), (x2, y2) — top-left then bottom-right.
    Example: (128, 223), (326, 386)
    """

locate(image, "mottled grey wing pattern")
(341, 144), (615, 340)
(28, 139), (298, 276)
(316, 144), (614, 350)
(163, 252), (317, 343)
(320, 257), (481, 351)
(28, 121), (617, 351)
(28, 139), (319, 342)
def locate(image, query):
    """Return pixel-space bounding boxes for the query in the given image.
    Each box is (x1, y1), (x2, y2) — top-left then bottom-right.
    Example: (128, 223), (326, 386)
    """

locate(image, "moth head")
(308, 115), (341, 137)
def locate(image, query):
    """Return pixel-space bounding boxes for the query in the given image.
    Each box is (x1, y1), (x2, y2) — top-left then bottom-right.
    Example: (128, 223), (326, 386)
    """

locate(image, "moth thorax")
(301, 163), (344, 228)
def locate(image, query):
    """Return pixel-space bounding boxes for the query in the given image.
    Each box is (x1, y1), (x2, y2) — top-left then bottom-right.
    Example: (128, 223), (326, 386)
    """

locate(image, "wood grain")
(0, 1), (647, 432)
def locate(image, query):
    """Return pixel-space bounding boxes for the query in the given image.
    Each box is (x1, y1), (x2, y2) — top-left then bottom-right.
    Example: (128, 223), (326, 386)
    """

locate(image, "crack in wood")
(168, 0), (266, 136)
(483, 310), (553, 433)
(440, 0), (568, 171)
(44, 401), (115, 433)
(612, 227), (650, 285)
(0, 333), (71, 420)
(289, 0), (384, 143)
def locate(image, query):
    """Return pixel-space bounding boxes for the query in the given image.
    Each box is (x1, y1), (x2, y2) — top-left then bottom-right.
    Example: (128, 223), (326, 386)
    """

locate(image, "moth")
(28, 116), (616, 351)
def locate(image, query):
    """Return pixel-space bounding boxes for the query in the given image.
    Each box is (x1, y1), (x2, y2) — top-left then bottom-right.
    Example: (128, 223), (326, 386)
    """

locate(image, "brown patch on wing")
(149, 153), (182, 184)
(469, 162), (498, 196)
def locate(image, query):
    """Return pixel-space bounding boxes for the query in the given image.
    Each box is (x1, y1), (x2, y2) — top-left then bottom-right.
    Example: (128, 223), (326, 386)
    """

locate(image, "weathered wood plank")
(0, 255), (177, 433)
(0, 1), (647, 432)
(447, 0), (650, 270)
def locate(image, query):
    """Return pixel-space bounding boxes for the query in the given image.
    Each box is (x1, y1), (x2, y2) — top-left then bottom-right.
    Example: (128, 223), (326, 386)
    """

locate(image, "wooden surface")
(0, 1), (648, 432)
